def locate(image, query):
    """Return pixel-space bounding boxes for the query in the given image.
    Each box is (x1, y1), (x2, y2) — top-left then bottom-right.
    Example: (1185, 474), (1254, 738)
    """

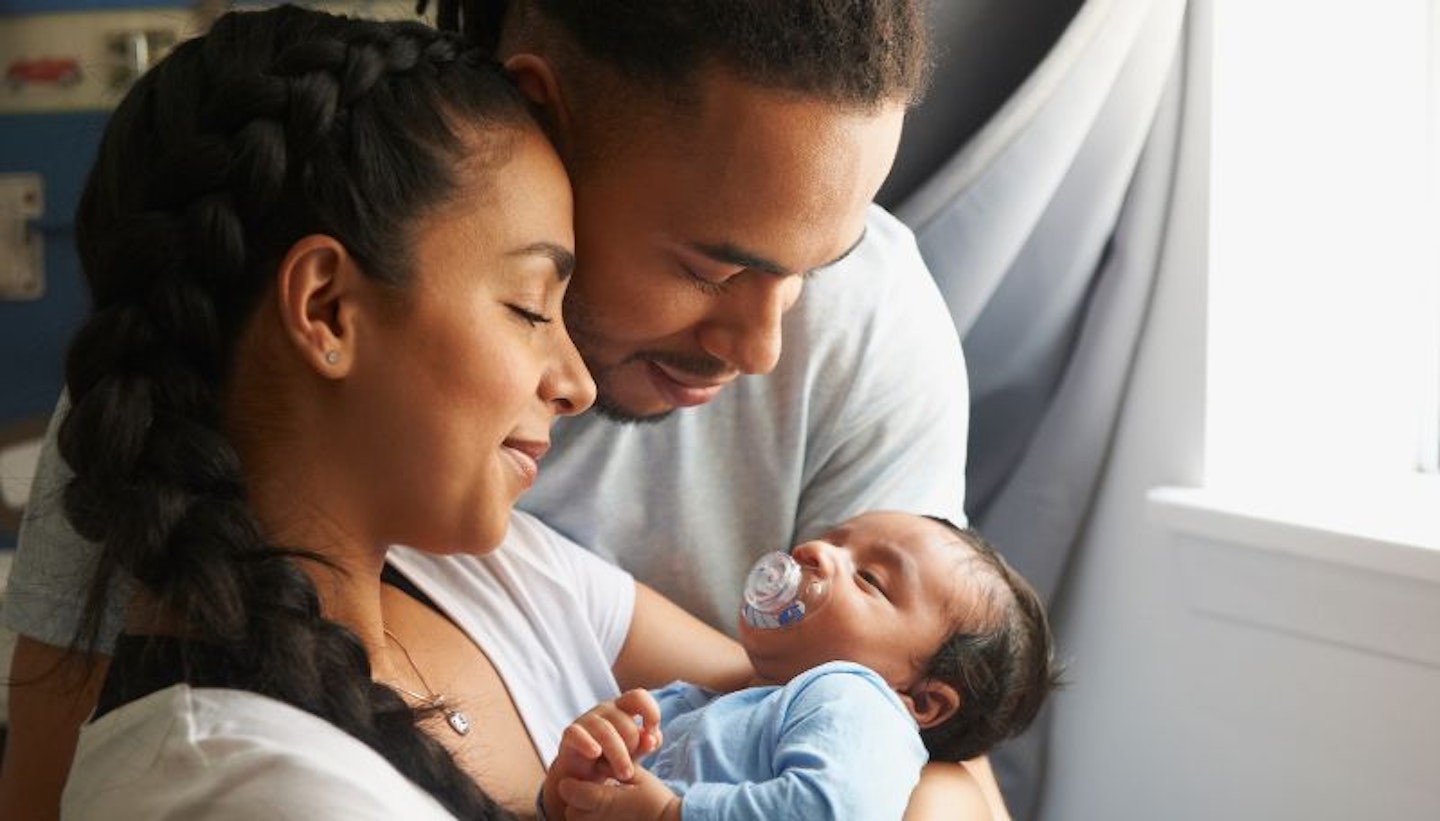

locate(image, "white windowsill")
(1148, 478), (1440, 668)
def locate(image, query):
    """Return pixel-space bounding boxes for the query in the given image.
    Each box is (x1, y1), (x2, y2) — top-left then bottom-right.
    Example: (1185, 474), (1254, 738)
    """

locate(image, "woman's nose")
(544, 326), (597, 417)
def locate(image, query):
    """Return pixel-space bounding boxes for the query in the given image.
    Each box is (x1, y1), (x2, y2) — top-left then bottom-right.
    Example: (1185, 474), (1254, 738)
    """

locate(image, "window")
(1207, 0), (1440, 503)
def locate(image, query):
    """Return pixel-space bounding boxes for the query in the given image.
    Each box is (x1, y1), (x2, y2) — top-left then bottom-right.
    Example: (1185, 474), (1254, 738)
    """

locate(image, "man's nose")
(696, 275), (801, 375)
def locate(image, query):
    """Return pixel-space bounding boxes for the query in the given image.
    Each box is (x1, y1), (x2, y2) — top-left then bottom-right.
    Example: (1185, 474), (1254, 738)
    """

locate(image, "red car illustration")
(6, 57), (83, 89)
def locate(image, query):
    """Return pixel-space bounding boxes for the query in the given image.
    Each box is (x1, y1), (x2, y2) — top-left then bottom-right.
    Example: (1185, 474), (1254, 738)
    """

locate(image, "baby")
(541, 511), (1063, 821)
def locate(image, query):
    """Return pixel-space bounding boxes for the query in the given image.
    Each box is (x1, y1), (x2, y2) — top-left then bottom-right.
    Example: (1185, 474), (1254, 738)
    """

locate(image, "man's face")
(561, 72), (906, 421)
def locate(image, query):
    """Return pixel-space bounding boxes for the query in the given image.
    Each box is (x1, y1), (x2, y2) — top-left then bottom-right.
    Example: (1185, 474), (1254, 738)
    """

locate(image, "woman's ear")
(503, 53), (573, 152)
(274, 234), (362, 379)
(900, 679), (961, 730)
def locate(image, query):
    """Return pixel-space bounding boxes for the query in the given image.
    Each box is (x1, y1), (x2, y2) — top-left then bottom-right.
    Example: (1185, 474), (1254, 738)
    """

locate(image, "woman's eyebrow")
(509, 242), (576, 280)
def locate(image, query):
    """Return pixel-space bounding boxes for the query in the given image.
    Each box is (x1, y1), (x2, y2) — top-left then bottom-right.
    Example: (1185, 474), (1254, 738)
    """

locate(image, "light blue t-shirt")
(644, 661), (928, 821)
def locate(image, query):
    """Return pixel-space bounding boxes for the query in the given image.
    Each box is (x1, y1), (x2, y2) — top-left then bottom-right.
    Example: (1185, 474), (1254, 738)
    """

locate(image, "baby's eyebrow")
(872, 539), (918, 593)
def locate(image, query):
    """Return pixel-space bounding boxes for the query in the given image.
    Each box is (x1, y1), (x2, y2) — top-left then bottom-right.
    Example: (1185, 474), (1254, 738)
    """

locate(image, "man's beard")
(590, 390), (676, 426)
(565, 293), (731, 425)
(586, 350), (729, 425)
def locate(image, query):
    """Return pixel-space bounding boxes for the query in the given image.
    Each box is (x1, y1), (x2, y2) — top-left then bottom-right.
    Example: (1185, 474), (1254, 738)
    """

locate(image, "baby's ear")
(899, 679), (961, 730)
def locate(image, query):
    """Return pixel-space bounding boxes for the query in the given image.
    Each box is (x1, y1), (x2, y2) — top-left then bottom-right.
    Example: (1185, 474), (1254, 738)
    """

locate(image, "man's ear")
(503, 53), (573, 152)
(274, 234), (362, 379)
(900, 679), (961, 730)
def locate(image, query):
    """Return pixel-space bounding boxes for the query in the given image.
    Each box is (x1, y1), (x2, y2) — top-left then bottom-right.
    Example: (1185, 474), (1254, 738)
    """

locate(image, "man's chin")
(590, 393), (676, 426)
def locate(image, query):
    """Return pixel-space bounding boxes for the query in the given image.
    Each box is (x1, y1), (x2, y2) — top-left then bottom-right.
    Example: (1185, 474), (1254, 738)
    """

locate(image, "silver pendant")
(444, 707), (471, 736)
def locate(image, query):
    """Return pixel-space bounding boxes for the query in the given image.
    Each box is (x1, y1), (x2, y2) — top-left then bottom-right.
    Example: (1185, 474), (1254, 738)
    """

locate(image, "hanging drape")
(895, 0), (1190, 817)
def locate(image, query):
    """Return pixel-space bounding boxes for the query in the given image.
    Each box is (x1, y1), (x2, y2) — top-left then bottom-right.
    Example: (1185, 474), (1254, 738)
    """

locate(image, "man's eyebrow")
(688, 228), (868, 279)
(508, 242), (576, 280)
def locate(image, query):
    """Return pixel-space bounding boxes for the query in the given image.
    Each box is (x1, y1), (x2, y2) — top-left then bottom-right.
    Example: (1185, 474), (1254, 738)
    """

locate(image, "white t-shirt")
(62, 685), (457, 820)
(61, 511), (635, 818)
(4, 203), (968, 643)
(386, 511), (634, 763)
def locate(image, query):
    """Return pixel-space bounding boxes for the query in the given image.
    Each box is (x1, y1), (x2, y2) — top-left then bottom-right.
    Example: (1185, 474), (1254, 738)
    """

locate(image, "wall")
(0, 0), (417, 545)
(0, 0), (197, 547)
(1037, 2), (1440, 818)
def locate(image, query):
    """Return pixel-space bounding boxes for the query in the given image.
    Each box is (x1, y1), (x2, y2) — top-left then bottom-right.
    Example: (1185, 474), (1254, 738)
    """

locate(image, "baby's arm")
(568, 666), (926, 821)
(541, 689), (666, 821)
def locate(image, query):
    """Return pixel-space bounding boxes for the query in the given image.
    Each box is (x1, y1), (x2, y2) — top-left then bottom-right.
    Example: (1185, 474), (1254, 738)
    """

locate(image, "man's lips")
(646, 361), (733, 407)
(501, 438), (548, 488)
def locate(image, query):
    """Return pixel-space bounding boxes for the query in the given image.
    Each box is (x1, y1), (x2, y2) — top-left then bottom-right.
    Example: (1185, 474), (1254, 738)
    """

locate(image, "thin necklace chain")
(382, 627), (472, 736)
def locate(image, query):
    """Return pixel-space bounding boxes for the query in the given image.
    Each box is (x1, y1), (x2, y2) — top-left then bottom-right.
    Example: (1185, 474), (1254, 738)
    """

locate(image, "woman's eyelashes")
(506, 303), (554, 327)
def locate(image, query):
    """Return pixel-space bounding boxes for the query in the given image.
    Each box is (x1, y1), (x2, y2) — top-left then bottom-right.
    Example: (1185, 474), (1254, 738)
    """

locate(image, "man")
(1, 2), (995, 817)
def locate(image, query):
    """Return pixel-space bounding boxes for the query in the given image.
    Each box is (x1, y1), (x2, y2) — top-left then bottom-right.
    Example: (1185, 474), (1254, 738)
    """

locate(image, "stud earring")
(323, 350), (341, 365)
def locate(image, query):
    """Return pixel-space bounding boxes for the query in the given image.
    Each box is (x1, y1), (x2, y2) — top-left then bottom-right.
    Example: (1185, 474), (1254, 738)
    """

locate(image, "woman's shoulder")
(65, 684), (455, 820)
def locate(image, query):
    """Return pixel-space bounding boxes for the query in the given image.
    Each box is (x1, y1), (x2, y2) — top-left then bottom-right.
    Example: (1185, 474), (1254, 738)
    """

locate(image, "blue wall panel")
(0, 108), (110, 547)
(0, 112), (107, 418)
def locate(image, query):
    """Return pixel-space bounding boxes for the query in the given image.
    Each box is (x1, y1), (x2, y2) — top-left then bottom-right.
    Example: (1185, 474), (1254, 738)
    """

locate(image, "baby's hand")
(543, 689), (663, 820)
(559, 688), (662, 781)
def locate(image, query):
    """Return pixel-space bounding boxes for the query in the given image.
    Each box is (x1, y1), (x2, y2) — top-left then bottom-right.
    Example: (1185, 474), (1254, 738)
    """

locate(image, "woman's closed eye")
(506, 304), (554, 327)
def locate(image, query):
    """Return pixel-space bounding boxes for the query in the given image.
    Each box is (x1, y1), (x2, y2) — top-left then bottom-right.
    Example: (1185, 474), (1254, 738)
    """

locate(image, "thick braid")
(64, 7), (527, 817)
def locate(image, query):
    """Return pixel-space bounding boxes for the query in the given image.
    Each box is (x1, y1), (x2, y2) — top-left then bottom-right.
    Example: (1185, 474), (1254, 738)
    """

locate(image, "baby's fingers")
(575, 711), (639, 780)
(560, 723), (605, 761)
(613, 689), (662, 733)
(613, 690), (663, 756)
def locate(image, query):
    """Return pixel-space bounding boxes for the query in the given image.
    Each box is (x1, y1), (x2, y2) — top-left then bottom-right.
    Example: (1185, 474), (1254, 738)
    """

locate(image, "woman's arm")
(611, 583), (751, 693)
(0, 636), (110, 821)
(903, 760), (1008, 821)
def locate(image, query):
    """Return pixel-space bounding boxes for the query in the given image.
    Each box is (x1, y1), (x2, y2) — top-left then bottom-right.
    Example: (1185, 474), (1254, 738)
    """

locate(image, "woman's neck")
(245, 464), (392, 660)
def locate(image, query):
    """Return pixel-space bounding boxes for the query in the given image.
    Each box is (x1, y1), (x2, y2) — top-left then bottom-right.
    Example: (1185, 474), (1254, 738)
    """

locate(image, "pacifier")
(741, 551), (830, 629)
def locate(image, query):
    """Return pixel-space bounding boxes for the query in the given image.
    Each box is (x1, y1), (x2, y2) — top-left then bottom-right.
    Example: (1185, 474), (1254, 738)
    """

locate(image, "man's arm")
(0, 636), (109, 821)
(904, 761), (1001, 821)
(1, 396), (125, 820)
(612, 583), (751, 694)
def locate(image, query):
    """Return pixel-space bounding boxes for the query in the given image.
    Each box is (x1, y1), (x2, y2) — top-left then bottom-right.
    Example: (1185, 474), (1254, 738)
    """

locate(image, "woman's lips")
(500, 439), (548, 489)
(646, 361), (729, 407)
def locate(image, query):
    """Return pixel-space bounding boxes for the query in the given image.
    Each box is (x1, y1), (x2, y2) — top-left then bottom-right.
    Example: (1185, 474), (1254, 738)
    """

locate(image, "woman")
(52, 6), (649, 817)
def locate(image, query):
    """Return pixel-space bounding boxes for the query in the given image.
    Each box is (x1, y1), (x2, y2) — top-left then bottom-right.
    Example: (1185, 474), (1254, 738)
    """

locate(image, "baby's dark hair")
(918, 517), (1065, 762)
(426, 0), (932, 108)
(61, 6), (533, 817)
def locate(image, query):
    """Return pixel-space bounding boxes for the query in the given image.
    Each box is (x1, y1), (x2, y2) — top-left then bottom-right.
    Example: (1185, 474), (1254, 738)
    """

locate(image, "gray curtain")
(894, 0), (1190, 817)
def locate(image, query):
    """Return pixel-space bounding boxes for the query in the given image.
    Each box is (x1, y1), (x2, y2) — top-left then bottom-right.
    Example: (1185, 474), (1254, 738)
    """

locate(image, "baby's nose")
(789, 540), (840, 576)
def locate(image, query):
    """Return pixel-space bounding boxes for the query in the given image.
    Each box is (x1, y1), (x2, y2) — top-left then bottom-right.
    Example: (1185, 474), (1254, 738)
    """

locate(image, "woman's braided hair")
(62, 6), (531, 816)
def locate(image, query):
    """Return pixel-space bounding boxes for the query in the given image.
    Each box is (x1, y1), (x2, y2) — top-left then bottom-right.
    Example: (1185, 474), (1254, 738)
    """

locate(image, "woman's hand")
(556, 768), (681, 821)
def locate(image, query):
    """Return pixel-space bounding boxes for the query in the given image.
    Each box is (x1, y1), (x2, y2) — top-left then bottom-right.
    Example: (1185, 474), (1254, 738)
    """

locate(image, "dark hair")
(427, 0), (932, 107)
(919, 518), (1065, 762)
(60, 6), (532, 816)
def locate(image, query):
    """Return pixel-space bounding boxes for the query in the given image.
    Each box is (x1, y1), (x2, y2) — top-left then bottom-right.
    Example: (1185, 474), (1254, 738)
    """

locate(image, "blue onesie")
(643, 661), (928, 821)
